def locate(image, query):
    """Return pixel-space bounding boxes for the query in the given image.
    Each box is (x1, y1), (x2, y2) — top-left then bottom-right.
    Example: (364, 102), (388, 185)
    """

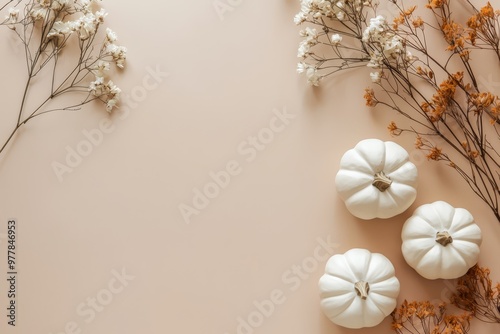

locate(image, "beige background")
(1, 1), (499, 333)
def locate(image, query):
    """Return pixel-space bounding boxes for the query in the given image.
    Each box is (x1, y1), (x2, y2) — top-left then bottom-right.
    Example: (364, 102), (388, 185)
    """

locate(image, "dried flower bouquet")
(0, 0), (126, 156)
(295, 0), (500, 222)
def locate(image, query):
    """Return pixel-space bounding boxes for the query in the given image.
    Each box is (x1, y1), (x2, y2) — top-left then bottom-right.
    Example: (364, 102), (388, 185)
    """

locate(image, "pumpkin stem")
(354, 281), (370, 300)
(436, 231), (453, 246)
(372, 171), (392, 192)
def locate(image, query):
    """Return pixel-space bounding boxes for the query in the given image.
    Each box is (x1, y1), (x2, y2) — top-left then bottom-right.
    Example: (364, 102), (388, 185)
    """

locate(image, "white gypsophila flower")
(297, 40), (310, 58)
(331, 33), (342, 45)
(294, 12), (306, 25)
(29, 7), (48, 21)
(7, 7), (19, 20)
(30, 0), (61, 20)
(92, 60), (110, 76)
(47, 21), (73, 39)
(81, 0), (102, 15)
(319, 0), (337, 18)
(300, 27), (318, 41)
(370, 14), (386, 28)
(405, 51), (418, 63)
(297, 62), (307, 74)
(352, 0), (365, 12)
(36, 0), (51, 7)
(105, 80), (121, 112)
(296, 0), (348, 23)
(89, 75), (105, 95)
(89, 76), (121, 112)
(317, 0), (333, 15)
(383, 36), (403, 58)
(367, 58), (380, 68)
(106, 98), (118, 112)
(66, 20), (80, 31)
(105, 27), (117, 42)
(299, 0), (313, 15)
(297, 26), (319, 59)
(306, 66), (321, 86)
(106, 43), (127, 68)
(306, 26), (318, 38)
(5, 8), (19, 28)
(362, 15), (387, 42)
(77, 12), (98, 40)
(108, 80), (121, 95)
(335, 1), (345, 20)
(94, 8), (107, 23)
(370, 71), (381, 83)
(51, 0), (69, 10)
(299, 27), (318, 40)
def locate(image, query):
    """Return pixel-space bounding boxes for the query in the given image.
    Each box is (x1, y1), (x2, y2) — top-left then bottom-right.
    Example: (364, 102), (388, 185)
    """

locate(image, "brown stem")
(436, 231), (453, 246)
(355, 281), (370, 300)
(0, 125), (20, 156)
(372, 171), (392, 192)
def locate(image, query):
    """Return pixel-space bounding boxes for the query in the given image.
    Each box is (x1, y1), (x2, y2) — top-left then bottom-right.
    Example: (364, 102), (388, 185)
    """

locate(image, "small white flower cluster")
(294, 0), (371, 25)
(105, 31), (127, 69)
(362, 15), (404, 61)
(45, 6), (127, 70)
(89, 60), (121, 112)
(89, 26), (126, 111)
(30, 0), (72, 21)
(4, 7), (19, 29)
(46, 7), (107, 41)
(294, 1), (373, 86)
(362, 15), (416, 83)
(22, 0), (126, 112)
(297, 26), (322, 85)
(331, 33), (342, 45)
(295, 1), (413, 86)
(297, 27), (318, 58)
(297, 62), (321, 86)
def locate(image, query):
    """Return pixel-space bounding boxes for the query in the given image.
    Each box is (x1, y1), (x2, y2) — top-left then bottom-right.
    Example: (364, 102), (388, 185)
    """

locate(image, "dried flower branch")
(0, 0), (126, 157)
(452, 265), (500, 323)
(295, 0), (500, 222)
(391, 300), (472, 334)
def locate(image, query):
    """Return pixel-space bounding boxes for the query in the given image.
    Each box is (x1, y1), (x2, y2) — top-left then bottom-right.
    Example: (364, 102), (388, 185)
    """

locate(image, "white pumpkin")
(401, 201), (482, 280)
(335, 139), (418, 219)
(319, 248), (400, 329)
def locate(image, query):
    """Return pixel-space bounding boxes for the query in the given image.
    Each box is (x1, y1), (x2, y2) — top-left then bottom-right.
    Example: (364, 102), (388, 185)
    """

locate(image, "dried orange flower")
(294, 0), (500, 222)
(452, 265), (500, 323)
(427, 0), (448, 9)
(393, 6), (417, 29)
(466, 2), (500, 47)
(392, 300), (471, 334)
(413, 16), (424, 28)
(388, 121), (402, 136)
(364, 88), (377, 107)
(424, 73), (464, 121)
(415, 136), (424, 149)
(442, 20), (466, 51)
(427, 147), (442, 160)
(480, 2), (495, 18)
